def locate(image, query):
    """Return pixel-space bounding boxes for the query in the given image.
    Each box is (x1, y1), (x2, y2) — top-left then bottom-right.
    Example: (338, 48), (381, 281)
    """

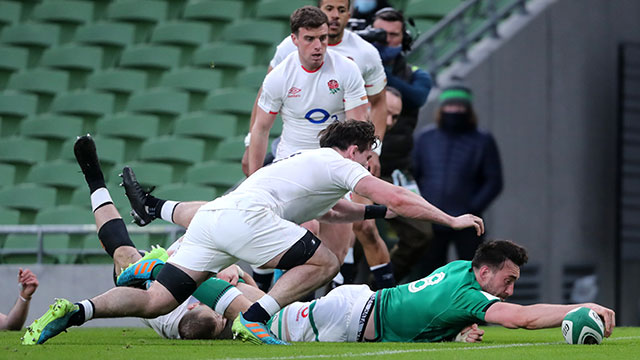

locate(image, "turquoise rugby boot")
(22, 298), (78, 345)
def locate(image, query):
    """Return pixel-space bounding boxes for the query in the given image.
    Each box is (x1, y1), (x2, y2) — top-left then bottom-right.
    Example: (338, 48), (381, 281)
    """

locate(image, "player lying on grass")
(116, 241), (616, 343)
(22, 121), (483, 346)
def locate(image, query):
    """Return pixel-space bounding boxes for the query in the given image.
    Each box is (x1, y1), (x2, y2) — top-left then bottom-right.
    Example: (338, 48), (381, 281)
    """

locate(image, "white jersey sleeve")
(329, 152), (371, 191)
(338, 55), (368, 111)
(270, 36), (296, 69)
(331, 30), (386, 96)
(257, 63), (286, 114)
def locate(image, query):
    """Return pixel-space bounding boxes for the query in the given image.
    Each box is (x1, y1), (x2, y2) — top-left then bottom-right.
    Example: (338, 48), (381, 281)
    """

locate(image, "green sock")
(192, 278), (234, 309)
(151, 263), (164, 279)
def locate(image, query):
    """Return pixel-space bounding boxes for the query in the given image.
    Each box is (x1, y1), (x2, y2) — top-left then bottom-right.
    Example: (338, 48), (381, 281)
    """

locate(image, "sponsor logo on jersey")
(288, 87), (302, 98)
(328, 79), (340, 94)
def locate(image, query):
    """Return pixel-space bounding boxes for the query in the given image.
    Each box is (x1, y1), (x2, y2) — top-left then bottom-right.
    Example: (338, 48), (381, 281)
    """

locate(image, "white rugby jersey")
(259, 50), (367, 159)
(270, 30), (387, 96)
(140, 296), (199, 339)
(202, 148), (371, 225)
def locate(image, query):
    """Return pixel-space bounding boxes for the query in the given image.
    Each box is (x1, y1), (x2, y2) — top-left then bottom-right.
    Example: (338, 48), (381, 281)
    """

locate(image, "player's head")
(178, 303), (227, 340)
(372, 8), (404, 48)
(472, 240), (529, 301)
(319, 119), (377, 166)
(436, 85), (478, 131)
(317, 0), (350, 41)
(385, 87), (402, 129)
(291, 6), (329, 70)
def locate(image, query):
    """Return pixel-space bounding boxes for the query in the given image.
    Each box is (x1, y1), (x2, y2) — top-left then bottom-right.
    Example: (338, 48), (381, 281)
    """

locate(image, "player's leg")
(352, 219), (395, 289)
(388, 216), (434, 282)
(73, 135), (141, 272)
(120, 166), (206, 228)
(23, 263), (208, 345)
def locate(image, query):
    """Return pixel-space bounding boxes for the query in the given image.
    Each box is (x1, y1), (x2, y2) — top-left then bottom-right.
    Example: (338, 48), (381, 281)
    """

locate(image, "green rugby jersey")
(375, 260), (500, 342)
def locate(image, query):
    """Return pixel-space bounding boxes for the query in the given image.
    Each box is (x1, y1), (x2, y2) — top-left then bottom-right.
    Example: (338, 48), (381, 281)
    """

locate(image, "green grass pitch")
(2, 326), (639, 360)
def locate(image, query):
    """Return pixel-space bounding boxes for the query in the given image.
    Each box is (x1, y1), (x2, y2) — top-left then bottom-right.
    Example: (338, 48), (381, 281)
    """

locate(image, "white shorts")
(270, 284), (375, 342)
(169, 207), (307, 273)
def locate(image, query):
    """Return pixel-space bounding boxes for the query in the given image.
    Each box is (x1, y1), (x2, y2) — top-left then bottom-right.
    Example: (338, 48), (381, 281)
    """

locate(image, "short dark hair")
(291, 6), (329, 35)
(386, 86), (402, 100)
(374, 7), (404, 24)
(319, 119), (377, 152)
(317, 0), (351, 8)
(178, 307), (217, 340)
(472, 240), (529, 270)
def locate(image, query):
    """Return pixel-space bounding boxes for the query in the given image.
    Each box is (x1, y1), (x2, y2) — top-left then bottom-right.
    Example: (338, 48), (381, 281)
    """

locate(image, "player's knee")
(276, 231), (322, 270)
(315, 245), (340, 280)
(155, 263), (198, 305)
(140, 286), (178, 318)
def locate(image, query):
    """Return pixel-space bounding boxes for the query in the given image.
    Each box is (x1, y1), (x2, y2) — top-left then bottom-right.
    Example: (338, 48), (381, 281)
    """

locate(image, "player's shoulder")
(345, 30), (381, 55)
(327, 49), (361, 73)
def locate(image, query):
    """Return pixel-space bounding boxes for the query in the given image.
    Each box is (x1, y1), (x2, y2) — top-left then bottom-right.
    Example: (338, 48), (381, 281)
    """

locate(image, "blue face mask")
(354, 0), (377, 14)
(375, 43), (403, 62)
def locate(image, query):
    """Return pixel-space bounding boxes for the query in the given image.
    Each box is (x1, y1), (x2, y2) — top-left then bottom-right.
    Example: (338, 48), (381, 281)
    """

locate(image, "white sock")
(90, 188), (112, 212)
(78, 299), (94, 321)
(159, 200), (178, 223)
(252, 267), (274, 275)
(370, 263), (388, 271)
(213, 287), (242, 315)
(257, 295), (281, 317)
(332, 272), (344, 285)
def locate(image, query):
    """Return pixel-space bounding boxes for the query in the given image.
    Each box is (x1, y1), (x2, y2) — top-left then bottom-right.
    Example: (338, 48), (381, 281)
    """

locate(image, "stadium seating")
(0, 183), (57, 224)
(32, 205), (95, 263)
(405, 0), (463, 19)
(0, 91), (38, 136)
(125, 88), (190, 129)
(6, 68), (69, 112)
(235, 66), (268, 90)
(59, 136), (126, 175)
(213, 136), (246, 162)
(51, 91), (115, 132)
(40, 45), (104, 88)
(174, 112), (237, 160)
(204, 88), (255, 116)
(0, 46), (28, 88)
(107, 161), (173, 189)
(0, 163), (15, 187)
(119, 45), (182, 86)
(32, 0), (95, 43)
(256, 0), (314, 20)
(185, 160), (244, 193)
(0, 1), (21, 29)
(74, 22), (136, 67)
(107, 0), (168, 42)
(183, 0), (245, 36)
(138, 136), (206, 180)
(87, 69), (148, 111)
(0, 23), (60, 67)
(19, 114), (84, 159)
(160, 68), (222, 110)
(26, 160), (85, 204)
(96, 113), (160, 160)
(0, 136), (46, 183)
(151, 21), (212, 62)
(192, 42), (256, 85)
(154, 183), (217, 202)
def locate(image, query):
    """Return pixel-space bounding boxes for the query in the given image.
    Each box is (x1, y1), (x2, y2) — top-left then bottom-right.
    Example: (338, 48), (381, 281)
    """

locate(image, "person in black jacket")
(413, 85), (503, 277)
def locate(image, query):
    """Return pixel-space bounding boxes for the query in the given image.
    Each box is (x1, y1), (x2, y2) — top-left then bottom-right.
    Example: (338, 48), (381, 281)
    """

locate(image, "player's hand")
(18, 268), (39, 299)
(585, 303), (615, 337)
(241, 147), (250, 176)
(455, 324), (484, 342)
(368, 153), (381, 177)
(217, 265), (242, 285)
(451, 214), (484, 235)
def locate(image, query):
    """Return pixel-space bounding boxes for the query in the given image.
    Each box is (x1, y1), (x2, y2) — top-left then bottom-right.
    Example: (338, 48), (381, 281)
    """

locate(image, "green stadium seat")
(0, 23), (60, 67)
(214, 136), (245, 161)
(154, 183), (216, 202)
(235, 66), (268, 89)
(413, 18), (438, 33)
(119, 45), (182, 87)
(0, 1), (21, 27)
(1, 233), (57, 264)
(0, 136), (46, 166)
(32, 0), (94, 42)
(255, 0), (314, 20)
(193, 42), (256, 70)
(185, 160), (244, 192)
(0, 92), (38, 135)
(160, 68), (222, 110)
(126, 88), (190, 127)
(0, 206), (19, 224)
(222, 20), (287, 46)
(0, 183), (57, 212)
(204, 88), (255, 116)
(183, 0), (244, 25)
(138, 136), (205, 180)
(50, 91), (115, 132)
(151, 21), (212, 58)
(108, 161), (173, 189)
(74, 22), (136, 67)
(7, 68), (70, 112)
(87, 69), (148, 112)
(0, 163), (15, 187)
(405, 0), (462, 19)
(41, 45), (103, 88)
(26, 160), (85, 204)
(59, 136), (126, 174)
(33, 205), (95, 263)
(174, 112), (237, 160)
(20, 114), (83, 159)
(107, 0), (168, 42)
(95, 113), (159, 160)
(0, 46), (28, 88)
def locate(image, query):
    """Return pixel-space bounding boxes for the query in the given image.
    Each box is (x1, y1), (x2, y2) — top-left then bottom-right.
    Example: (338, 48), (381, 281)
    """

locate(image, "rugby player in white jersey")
(246, 4), (393, 291)
(24, 120), (483, 346)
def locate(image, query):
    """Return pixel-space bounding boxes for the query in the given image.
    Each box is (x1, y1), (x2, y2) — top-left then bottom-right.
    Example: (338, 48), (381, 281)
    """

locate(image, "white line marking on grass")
(222, 336), (640, 360)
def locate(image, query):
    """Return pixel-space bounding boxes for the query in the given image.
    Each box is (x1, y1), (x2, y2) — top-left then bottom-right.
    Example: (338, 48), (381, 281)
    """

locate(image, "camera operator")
(369, 8), (434, 282)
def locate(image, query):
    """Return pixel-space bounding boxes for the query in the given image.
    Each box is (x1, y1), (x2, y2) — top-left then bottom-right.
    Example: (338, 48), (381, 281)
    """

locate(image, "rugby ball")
(561, 307), (605, 345)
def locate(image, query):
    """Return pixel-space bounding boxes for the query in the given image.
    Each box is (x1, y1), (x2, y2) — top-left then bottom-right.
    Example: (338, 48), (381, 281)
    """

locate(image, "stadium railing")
(0, 224), (184, 264)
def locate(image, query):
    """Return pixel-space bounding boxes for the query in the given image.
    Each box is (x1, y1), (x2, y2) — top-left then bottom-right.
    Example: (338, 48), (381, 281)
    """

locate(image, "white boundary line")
(222, 336), (640, 360)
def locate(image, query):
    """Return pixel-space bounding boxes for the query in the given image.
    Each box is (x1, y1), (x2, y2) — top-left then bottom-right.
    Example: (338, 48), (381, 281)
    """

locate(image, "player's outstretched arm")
(484, 302), (615, 337)
(318, 199), (394, 223)
(0, 269), (39, 330)
(354, 175), (484, 235)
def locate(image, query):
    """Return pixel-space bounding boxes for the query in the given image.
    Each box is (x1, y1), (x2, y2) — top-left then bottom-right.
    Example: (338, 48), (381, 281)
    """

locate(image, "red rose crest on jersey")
(328, 79), (340, 94)
(288, 87), (301, 98)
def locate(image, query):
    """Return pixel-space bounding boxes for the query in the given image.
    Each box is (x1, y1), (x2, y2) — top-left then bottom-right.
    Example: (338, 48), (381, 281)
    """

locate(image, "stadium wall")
(417, 0), (640, 324)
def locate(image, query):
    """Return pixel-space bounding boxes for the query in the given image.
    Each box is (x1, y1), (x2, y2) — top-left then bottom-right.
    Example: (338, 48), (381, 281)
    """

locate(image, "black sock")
(145, 196), (165, 219)
(252, 272), (274, 293)
(372, 263), (396, 290)
(68, 300), (94, 326)
(340, 263), (355, 284)
(242, 302), (271, 324)
(74, 136), (105, 193)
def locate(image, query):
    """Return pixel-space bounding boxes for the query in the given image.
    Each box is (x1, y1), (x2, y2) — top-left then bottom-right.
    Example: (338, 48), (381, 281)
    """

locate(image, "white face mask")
(354, 0), (377, 13)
